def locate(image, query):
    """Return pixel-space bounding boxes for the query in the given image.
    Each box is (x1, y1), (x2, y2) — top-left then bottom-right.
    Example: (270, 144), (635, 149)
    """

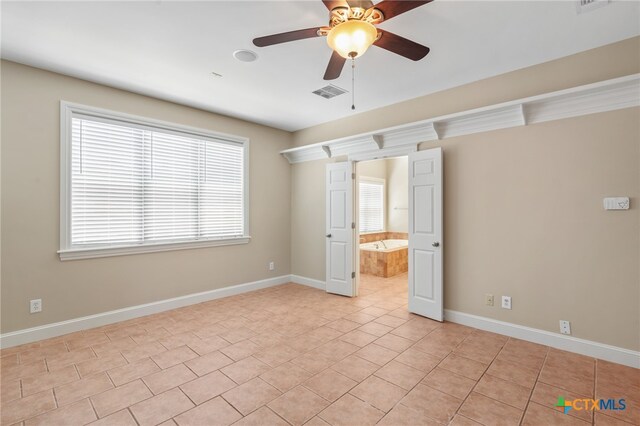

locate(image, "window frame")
(358, 176), (386, 234)
(59, 101), (251, 261)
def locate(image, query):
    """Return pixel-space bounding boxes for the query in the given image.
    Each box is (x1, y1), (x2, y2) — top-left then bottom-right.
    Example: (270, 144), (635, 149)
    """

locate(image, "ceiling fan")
(253, 0), (433, 81)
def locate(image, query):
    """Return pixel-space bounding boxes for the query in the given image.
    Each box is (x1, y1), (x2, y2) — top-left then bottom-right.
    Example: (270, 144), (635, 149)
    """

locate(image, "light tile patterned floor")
(1, 273), (638, 425)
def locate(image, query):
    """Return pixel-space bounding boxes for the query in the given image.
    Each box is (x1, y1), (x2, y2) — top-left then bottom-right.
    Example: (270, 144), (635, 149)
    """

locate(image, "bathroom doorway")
(325, 147), (443, 320)
(355, 156), (409, 299)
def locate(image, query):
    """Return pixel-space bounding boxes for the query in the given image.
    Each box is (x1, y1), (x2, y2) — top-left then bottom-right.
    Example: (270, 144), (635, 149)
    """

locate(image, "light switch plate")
(603, 197), (629, 210)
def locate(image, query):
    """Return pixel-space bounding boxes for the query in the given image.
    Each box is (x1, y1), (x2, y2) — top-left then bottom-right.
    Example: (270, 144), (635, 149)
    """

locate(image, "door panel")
(413, 185), (434, 234)
(408, 148), (443, 320)
(330, 191), (346, 229)
(330, 242), (346, 280)
(326, 162), (355, 296)
(413, 249), (434, 300)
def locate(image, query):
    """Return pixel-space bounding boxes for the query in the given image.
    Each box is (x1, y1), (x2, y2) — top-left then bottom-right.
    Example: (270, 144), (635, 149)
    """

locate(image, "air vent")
(577, 0), (610, 14)
(312, 84), (348, 99)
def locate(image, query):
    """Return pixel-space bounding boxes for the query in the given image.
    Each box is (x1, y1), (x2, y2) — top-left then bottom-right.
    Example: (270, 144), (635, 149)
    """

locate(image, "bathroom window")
(59, 102), (250, 260)
(359, 178), (385, 233)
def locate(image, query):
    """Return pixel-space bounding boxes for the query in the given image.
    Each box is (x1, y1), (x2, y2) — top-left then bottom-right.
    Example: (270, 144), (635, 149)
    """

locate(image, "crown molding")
(281, 74), (640, 164)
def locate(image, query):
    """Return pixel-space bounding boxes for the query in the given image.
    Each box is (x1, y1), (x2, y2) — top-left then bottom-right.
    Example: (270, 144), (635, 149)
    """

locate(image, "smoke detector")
(233, 50), (258, 62)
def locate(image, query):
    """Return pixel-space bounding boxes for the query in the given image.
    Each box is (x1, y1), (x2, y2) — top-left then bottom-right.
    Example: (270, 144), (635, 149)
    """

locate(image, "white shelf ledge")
(281, 74), (640, 164)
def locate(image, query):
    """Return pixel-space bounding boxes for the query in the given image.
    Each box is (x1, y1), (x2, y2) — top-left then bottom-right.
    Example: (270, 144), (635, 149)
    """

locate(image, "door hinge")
(351, 222), (355, 229)
(352, 272), (356, 279)
(351, 173), (356, 179)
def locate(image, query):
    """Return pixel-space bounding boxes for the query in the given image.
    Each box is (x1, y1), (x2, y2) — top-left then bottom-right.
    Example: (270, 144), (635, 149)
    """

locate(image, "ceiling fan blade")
(374, 30), (430, 61)
(324, 51), (347, 80)
(322, 0), (349, 10)
(253, 27), (322, 47)
(372, 0), (432, 21)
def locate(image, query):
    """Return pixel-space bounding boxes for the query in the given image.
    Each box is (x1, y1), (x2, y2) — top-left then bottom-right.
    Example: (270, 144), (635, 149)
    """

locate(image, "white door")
(408, 148), (443, 321)
(325, 162), (355, 297)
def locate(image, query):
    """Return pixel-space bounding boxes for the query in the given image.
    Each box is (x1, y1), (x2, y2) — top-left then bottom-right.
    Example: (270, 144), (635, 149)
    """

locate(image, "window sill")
(58, 236), (251, 261)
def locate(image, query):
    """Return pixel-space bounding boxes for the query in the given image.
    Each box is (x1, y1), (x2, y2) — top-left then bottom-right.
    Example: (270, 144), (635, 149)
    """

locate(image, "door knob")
(326, 234), (332, 238)
(432, 242), (440, 247)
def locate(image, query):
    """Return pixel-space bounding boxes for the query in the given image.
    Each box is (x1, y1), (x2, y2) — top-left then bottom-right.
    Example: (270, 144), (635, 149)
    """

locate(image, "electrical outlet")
(560, 320), (571, 335)
(269, 262), (275, 271)
(30, 299), (42, 314)
(485, 294), (494, 306)
(501, 296), (512, 310)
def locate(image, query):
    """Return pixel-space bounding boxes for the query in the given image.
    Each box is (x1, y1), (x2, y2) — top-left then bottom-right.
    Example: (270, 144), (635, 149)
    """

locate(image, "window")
(60, 102), (249, 260)
(359, 178), (384, 233)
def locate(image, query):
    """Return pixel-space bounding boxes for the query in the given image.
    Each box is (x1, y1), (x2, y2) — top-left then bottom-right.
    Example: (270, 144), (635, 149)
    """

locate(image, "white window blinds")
(359, 180), (384, 233)
(69, 115), (245, 249)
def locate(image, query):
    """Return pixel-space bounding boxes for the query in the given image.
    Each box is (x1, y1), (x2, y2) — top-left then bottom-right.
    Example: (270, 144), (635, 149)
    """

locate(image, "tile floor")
(1, 273), (638, 425)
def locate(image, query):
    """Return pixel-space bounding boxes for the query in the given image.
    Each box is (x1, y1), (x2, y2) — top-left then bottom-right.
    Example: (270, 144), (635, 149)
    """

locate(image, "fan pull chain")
(351, 56), (356, 110)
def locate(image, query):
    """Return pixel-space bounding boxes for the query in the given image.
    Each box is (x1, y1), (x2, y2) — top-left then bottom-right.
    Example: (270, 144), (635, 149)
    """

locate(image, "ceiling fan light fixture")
(326, 20), (377, 59)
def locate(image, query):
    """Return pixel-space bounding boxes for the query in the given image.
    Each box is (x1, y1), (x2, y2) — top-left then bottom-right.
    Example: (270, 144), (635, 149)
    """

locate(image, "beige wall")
(357, 157), (408, 234)
(290, 158), (329, 282)
(1, 61), (292, 333)
(439, 109), (638, 351)
(289, 38), (640, 351)
(385, 157), (408, 234)
(358, 159), (387, 181)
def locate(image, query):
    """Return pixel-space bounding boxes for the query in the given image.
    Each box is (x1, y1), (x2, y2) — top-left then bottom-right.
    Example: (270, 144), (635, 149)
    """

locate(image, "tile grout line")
(439, 328), (496, 425)
(435, 337), (484, 413)
(518, 344), (550, 426)
(236, 308), (405, 421)
(165, 387), (198, 424)
(220, 395), (246, 425)
(87, 394), (101, 423)
(127, 407), (141, 426)
(19, 372), (24, 399)
(318, 303), (444, 423)
(269, 406), (296, 426)
(366, 323), (477, 424)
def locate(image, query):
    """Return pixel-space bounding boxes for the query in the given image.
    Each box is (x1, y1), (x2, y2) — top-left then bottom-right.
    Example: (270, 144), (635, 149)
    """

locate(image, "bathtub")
(359, 239), (408, 278)
(360, 239), (408, 252)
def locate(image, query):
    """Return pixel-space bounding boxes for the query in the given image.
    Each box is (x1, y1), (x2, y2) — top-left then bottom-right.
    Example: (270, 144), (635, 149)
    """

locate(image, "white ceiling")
(2, 1), (639, 131)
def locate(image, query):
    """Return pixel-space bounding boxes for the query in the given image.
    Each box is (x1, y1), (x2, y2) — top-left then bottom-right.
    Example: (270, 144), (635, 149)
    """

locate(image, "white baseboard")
(0, 275), (291, 349)
(445, 309), (640, 368)
(290, 274), (326, 290)
(3, 274), (637, 368)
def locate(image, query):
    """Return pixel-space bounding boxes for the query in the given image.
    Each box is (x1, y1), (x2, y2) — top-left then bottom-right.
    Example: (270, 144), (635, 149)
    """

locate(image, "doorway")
(325, 147), (444, 321)
(355, 156), (409, 300)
